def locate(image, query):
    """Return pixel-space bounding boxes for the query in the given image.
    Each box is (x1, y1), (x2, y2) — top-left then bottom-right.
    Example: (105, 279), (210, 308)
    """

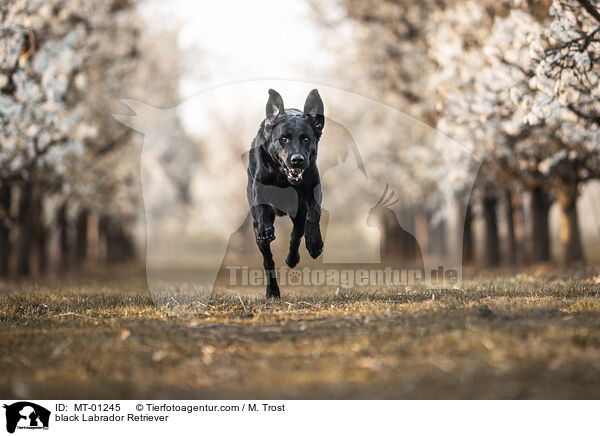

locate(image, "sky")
(138, 0), (348, 135)
(141, 1), (339, 90)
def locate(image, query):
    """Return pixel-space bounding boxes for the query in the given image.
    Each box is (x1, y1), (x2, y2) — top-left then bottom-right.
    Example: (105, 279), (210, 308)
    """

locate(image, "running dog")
(247, 89), (325, 298)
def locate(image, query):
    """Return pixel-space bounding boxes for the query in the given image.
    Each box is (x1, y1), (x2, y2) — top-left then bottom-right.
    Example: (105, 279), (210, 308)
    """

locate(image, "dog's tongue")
(285, 166), (303, 182)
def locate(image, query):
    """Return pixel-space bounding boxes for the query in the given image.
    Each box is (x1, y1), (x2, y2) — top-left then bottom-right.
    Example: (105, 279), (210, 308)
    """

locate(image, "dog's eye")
(280, 136), (289, 143)
(302, 137), (310, 143)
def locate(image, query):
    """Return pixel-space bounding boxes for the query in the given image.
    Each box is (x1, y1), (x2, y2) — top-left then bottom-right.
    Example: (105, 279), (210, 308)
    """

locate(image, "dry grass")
(2, 272), (600, 399)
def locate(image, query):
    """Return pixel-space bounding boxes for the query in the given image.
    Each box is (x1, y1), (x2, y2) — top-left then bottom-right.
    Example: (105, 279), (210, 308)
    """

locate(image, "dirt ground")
(1, 271), (600, 399)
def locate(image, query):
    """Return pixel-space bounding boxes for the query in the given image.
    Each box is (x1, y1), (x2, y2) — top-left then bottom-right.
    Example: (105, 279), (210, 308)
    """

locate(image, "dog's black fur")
(247, 89), (325, 298)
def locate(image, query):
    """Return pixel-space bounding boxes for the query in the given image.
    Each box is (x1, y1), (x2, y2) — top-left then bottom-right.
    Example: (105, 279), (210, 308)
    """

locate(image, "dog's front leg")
(286, 204), (307, 268)
(252, 202), (276, 242)
(305, 185), (323, 259)
(252, 204), (279, 298)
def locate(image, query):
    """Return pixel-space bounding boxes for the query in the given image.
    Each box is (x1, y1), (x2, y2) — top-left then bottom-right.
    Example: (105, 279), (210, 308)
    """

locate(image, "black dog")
(247, 89), (325, 298)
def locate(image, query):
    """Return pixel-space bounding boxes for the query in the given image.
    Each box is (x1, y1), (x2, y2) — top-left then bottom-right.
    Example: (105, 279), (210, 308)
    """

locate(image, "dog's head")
(261, 89), (324, 185)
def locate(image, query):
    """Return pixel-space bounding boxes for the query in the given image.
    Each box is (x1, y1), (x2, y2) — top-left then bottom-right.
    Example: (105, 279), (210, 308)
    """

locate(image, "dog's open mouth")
(284, 166), (304, 183)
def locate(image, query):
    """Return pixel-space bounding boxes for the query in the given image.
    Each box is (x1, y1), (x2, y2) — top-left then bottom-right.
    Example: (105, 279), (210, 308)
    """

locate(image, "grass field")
(2, 270), (600, 399)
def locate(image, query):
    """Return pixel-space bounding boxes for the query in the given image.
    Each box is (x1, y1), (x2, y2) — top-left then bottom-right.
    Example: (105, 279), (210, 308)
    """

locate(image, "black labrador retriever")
(247, 89), (325, 298)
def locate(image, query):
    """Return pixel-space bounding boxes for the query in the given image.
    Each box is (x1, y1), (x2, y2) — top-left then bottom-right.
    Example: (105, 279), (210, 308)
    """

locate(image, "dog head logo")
(3, 402), (50, 434)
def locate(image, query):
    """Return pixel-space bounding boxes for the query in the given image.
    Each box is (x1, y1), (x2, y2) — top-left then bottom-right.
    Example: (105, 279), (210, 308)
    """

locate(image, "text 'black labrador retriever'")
(247, 89), (325, 298)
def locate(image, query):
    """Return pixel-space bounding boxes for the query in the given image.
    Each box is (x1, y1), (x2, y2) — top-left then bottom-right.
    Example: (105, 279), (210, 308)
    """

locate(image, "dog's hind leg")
(286, 205), (307, 268)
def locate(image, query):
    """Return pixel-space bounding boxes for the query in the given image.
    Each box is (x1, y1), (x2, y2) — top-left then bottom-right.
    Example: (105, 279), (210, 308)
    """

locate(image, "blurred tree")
(0, 185), (11, 275)
(530, 0), (600, 264)
(434, 2), (599, 265)
(504, 186), (518, 265)
(323, 0), (600, 267)
(0, 0), (142, 274)
(323, 0), (505, 263)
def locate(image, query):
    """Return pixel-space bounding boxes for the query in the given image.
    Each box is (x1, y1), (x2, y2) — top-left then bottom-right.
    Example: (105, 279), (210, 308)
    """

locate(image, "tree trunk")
(75, 208), (89, 266)
(36, 226), (48, 275)
(399, 207), (417, 256)
(483, 190), (500, 267)
(557, 179), (584, 265)
(381, 213), (393, 261)
(530, 186), (552, 263)
(382, 208), (419, 265)
(103, 216), (121, 263)
(426, 212), (447, 257)
(504, 187), (517, 265)
(33, 190), (48, 276)
(57, 201), (70, 273)
(0, 184), (12, 276)
(17, 182), (33, 276)
(118, 225), (136, 261)
(87, 212), (100, 263)
(514, 188), (527, 263)
(462, 202), (474, 264)
(99, 215), (135, 264)
(105, 217), (117, 263)
(98, 214), (108, 262)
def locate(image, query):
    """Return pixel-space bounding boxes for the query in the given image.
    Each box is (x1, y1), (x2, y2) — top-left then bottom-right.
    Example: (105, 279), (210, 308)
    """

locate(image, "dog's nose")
(290, 154), (305, 166)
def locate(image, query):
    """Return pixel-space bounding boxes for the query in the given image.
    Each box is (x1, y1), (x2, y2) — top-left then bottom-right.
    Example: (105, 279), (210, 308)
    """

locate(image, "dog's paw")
(266, 284), (280, 299)
(305, 230), (323, 259)
(286, 250), (300, 268)
(256, 226), (275, 242)
(307, 240), (323, 259)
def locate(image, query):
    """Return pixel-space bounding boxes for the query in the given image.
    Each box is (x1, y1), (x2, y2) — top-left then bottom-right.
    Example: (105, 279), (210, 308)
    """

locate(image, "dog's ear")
(304, 89), (325, 134)
(304, 89), (323, 117)
(266, 89), (284, 121)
